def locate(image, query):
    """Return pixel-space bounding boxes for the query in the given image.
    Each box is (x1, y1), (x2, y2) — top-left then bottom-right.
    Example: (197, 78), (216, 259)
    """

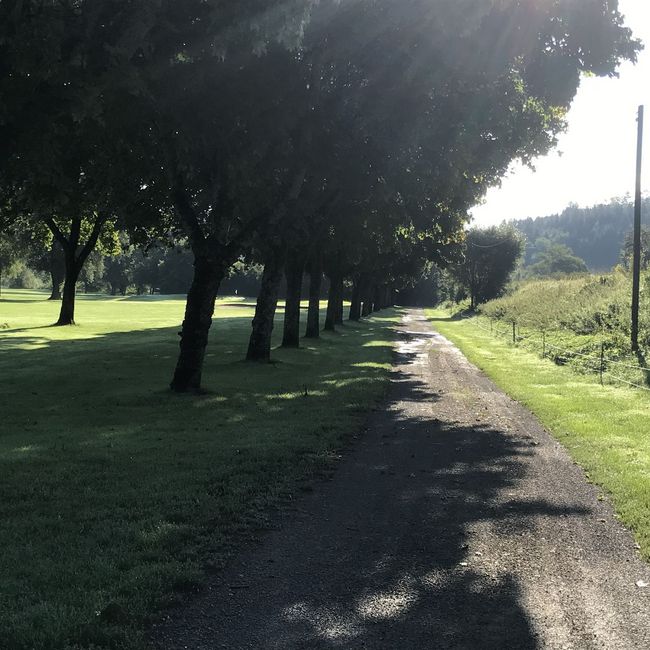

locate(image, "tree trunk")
(282, 255), (304, 348)
(170, 255), (225, 393)
(372, 285), (382, 312)
(305, 254), (322, 339)
(361, 282), (373, 317)
(335, 276), (344, 325)
(48, 243), (64, 300)
(46, 213), (107, 325)
(57, 272), (78, 325)
(246, 249), (285, 362)
(384, 286), (392, 308)
(324, 274), (340, 331)
(56, 248), (80, 325)
(349, 280), (361, 321)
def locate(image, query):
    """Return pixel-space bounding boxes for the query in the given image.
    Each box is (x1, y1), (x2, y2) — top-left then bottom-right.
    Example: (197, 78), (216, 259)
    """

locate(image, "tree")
(137, 0), (637, 387)
(527, 239), (589, 276)
(621, 228), (650, 272)
(513, 198), (650, 271)
(0, 0), (639, 391)
(0, 235), (20, 297)
(448, 225), (524, 309)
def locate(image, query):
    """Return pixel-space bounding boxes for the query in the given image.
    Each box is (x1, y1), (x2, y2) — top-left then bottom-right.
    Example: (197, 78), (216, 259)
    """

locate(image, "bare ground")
(151, 309), (650, 649)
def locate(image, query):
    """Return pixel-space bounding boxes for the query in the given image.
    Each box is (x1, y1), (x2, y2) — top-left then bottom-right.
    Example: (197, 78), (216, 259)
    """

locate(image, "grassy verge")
(426, 308), (650, 562)
(0, 290), (399, 650)
(476, 274), (650, 388)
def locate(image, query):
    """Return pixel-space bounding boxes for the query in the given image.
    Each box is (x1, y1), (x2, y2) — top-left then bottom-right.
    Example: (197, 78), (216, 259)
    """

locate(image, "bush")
(5, 262), (48, 290)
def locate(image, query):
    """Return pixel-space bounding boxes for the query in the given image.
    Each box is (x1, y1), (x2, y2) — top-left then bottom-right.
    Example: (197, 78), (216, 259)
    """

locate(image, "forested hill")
(511, 198), (650, 271)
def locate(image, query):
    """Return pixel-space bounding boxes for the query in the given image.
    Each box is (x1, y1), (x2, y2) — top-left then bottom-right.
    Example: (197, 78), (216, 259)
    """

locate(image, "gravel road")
(152, 309), (650, 649)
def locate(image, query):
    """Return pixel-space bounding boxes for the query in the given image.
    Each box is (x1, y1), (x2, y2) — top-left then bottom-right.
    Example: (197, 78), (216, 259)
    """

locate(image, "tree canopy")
(447, 225), (525, 308)
(527, 239), (590, 277)
(0, 0), (641, 390)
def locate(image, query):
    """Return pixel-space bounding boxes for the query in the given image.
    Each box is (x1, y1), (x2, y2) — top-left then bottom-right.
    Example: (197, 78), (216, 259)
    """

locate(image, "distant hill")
(510, 197), (650, 271)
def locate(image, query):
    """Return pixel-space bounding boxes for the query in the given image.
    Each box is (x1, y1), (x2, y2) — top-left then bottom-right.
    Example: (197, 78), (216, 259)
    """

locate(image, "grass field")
(427, 308), (650, 563)
(0, 290), (398, 650)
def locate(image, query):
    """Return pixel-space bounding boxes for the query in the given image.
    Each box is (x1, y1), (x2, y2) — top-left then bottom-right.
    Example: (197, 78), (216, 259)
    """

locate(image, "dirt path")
(152, 310), (650, 649)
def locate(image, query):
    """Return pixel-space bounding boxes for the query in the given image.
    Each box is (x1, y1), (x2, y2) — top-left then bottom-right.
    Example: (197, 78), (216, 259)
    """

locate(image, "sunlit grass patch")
(0, 289), (399, 650)
(427, 308), (650, 563)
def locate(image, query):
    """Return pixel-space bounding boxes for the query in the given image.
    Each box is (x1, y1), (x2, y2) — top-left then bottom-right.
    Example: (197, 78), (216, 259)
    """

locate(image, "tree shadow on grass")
(0, 297), (52, 304)
(0, 309), (410, 649)
(0, 323), (61, 335)
(149, 325), (591, 650)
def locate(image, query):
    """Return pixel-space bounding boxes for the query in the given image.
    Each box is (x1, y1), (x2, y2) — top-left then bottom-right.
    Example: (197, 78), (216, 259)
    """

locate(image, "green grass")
(0, 290), (399, 650)
(477, 274), (650, 385)
(426, 308), (650, 562)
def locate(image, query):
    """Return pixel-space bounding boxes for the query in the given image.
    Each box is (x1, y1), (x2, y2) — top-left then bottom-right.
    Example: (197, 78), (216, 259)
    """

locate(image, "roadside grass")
(426, 308), (650, 562)
(0, 290), (399, 650)
(476, 274), (650, 387)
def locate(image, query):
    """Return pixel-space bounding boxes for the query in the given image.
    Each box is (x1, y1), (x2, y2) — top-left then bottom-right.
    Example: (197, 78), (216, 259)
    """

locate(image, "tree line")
(512, 197), (650, 271)
(0, 0), (639, 391)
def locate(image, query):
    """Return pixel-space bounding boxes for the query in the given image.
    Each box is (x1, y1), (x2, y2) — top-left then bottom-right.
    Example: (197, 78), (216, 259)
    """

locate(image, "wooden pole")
(631, 105), (644, 352)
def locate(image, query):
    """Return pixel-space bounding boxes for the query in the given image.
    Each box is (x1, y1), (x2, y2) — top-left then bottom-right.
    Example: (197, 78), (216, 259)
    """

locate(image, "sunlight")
(355, 580), (418, 621)
(472, 0), (650, 224)
(10, 445), (42, 454)
(283, 602), (362, 642)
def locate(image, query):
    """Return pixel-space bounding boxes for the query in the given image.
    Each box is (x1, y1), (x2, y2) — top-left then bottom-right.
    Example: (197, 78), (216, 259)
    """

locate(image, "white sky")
(471, 0), (650, 226)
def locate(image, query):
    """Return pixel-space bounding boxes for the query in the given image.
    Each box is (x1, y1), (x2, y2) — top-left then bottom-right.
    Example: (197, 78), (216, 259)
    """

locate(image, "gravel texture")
(151, 310), (650, 649)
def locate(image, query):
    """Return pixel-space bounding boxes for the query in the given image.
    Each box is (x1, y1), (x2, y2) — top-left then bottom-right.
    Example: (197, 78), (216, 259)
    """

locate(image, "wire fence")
(469, 315), (650, 393)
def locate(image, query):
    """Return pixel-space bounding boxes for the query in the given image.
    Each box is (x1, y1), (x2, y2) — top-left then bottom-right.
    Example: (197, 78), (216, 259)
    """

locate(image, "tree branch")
(77, 212), (108, 267)
(43, 217), (70, 251)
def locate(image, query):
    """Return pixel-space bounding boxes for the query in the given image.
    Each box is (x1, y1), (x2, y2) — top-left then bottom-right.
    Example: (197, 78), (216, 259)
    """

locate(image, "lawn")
(0, 290), (399, 650)
(427, 308), (650, 562)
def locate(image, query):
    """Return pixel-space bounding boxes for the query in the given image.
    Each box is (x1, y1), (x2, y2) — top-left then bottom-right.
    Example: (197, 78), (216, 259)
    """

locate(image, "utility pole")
(631, 105), (644, 352)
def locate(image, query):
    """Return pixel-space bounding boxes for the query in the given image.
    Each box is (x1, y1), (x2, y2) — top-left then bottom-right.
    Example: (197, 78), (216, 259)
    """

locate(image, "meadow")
(427, 308), (650, 565)
(476, 273), (650, 387)
(0, 290), (398, 650)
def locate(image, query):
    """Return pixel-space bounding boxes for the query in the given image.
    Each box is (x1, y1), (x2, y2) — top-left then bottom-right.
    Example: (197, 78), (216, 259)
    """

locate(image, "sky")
(471, 0), (650, 227)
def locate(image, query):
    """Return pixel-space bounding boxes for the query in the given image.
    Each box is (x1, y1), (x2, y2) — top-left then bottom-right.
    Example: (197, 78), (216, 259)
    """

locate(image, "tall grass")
(478, 272), (650, 387)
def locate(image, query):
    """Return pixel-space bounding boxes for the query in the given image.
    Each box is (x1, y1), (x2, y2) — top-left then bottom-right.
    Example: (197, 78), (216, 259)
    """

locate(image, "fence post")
(600, 342), (605, 385)
(512, 321), (516, 345)
(542, 331), (546, 359)
(490, 319), (493, 334)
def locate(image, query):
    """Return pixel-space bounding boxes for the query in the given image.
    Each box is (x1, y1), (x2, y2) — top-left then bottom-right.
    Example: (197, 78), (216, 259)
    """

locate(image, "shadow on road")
(154, 326), (591, 649)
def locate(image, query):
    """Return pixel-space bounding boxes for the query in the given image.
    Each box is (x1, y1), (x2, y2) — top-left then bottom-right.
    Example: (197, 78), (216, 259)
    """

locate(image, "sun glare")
(471, 0), (650, 225)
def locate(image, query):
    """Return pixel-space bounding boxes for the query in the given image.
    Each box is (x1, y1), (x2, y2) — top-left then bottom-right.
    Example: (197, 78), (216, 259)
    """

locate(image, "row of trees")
(439, 225), (649, 311)
(0, 1), (639, 391)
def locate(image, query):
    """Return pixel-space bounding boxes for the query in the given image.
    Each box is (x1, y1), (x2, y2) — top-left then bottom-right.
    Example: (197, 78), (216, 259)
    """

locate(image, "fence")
(469, 315), (650, 392)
